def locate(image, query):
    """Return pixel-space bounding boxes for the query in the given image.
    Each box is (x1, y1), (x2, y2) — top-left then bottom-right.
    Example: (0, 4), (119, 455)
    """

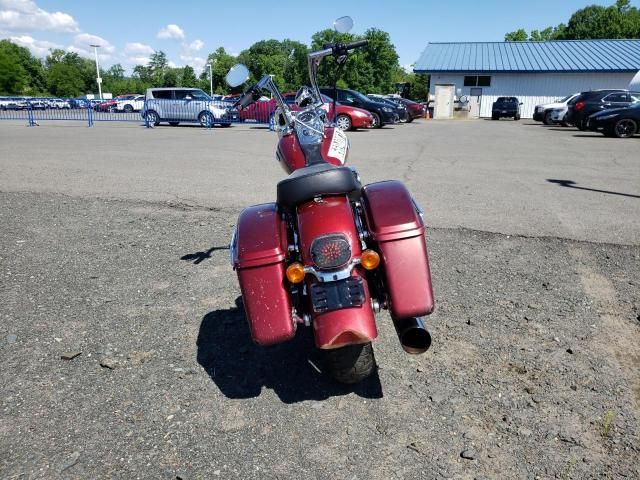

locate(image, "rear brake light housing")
(310, 234), (351, 270)
(575, 101), (585, 111)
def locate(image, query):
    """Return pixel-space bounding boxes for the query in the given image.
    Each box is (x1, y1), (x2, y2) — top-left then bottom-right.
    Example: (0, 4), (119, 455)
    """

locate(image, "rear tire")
(514, 114), (521, 121)
(613, 118), (637, 138)
(406, 116), (414, 123)
(324, 342), (376, 384)
(576, 119), (587, 131)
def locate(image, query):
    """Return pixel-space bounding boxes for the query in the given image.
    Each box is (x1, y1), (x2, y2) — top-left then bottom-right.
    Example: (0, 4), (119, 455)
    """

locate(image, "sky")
(0, 0), (635, 74)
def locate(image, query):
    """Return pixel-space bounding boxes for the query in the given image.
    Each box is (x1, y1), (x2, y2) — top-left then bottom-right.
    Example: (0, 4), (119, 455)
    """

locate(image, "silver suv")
(142, 87), (239, 127)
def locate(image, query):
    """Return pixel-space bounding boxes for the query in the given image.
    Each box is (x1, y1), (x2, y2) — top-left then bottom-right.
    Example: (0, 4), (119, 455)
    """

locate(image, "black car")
(565, 89), (640, 131)
(367, 95), (408, 122)
(586, 103), (640, 138)
(320, 87), (398, 128)
(491, 97), (522, 120)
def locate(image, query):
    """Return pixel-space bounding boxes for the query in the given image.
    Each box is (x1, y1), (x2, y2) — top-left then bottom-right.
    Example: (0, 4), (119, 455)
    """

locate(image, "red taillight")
(310, 234), (351, 269)
(575, 101), (585, 111)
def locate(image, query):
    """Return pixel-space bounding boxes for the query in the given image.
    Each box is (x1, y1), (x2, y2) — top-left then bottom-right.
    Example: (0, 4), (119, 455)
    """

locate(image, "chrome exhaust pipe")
(393, 316), (431, 354)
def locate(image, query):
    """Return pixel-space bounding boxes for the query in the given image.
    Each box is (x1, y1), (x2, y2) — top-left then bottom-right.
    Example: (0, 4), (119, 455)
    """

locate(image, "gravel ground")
(1, 190), (638, 480)
(1, 120), (639, 479)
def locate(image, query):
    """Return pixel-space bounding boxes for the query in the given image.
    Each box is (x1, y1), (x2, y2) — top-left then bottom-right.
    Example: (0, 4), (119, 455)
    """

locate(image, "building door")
(469, 87), (482, 118)
(434, 85), (454, 119)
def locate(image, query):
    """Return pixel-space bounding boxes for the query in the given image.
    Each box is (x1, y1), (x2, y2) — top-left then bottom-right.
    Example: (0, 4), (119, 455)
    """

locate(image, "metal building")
(414, 40), (640, 118)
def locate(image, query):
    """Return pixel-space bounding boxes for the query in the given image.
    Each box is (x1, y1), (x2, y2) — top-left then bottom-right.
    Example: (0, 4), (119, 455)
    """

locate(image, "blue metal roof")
(414, 40), (640, 73)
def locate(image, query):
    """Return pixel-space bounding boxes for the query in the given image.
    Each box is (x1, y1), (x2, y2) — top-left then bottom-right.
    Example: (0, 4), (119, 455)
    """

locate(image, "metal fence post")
(27, 102), (36, 127)
(144, 100), (151, 128)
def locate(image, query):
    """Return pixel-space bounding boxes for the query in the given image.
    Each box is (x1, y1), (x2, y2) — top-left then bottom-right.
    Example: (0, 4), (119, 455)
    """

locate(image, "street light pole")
(207, 63), (213, 97)
(90, 44), (102, 99)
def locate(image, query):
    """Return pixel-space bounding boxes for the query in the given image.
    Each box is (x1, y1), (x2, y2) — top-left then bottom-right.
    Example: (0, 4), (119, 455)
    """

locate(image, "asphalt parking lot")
(1, 119), (639, 479)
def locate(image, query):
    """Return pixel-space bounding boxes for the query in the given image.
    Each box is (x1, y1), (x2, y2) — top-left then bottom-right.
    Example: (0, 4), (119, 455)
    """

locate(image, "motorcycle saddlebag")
(361, 181), (434, 319)
(231, 203), (296, 345)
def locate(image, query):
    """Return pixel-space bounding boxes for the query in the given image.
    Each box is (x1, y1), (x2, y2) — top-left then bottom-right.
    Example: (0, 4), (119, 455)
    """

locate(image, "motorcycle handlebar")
(344, 39), (368, 50)
(233, 88), (257, 110)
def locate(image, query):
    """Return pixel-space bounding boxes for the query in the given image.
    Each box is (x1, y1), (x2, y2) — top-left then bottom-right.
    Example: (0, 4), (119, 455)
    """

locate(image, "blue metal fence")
(0, 96), (266, 128)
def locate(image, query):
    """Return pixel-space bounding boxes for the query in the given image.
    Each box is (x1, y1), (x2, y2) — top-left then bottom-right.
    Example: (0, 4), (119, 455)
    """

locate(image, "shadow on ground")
(196, 297), (383, 403)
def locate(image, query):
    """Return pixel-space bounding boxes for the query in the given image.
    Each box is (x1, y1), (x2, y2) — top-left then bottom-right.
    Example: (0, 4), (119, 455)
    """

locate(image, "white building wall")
(429, 72), (636, 118)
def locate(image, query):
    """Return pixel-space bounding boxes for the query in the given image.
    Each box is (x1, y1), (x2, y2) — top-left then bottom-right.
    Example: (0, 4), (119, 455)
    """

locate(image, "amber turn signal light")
(286, 262), (306, 283)
(360, 249), (380, 270)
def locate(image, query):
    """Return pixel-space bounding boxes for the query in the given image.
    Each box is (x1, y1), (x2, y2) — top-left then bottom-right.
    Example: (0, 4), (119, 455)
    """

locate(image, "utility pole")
(90, 44), (102, 99)
(207, 63), (213, 96)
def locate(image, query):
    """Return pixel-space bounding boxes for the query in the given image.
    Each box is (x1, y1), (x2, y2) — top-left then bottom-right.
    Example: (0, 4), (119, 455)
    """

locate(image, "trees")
(0, 39), (45, 94)
(0, 46), (27, 95)
(0, 25), (410, 98)
(201, 47), (239, 93)
(505, 0), (640, 41)
(180, 65), (197, 87)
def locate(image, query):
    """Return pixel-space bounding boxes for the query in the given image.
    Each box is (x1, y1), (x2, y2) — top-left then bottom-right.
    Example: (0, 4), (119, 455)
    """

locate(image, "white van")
(142, 88), (239, 127)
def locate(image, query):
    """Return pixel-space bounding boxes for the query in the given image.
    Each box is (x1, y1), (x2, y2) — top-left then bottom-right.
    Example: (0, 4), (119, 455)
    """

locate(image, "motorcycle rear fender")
(296, 195), (378, 349)
(361, 180), (435, 319)
(232, 203), (296, 345)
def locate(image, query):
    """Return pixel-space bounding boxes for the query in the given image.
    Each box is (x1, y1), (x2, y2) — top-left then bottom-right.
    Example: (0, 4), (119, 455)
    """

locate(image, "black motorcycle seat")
(276, 163), (362, 211)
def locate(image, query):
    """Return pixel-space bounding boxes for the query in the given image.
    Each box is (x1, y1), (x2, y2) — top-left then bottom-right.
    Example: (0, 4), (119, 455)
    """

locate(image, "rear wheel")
(406, 116), (414, 123)
(514, 114), (521, 121)
(576, 119), (587, 131)
(324, 342), (376, 384)
(613, 118), (637, 138)
(336, 114), (352, 131)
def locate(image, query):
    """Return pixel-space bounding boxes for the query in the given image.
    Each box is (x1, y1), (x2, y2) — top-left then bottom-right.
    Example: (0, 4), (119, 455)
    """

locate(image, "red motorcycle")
(226, 17), (434, 384)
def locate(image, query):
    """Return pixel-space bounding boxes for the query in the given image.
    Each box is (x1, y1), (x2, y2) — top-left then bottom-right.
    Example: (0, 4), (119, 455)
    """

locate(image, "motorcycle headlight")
(382, 107), (392, 113)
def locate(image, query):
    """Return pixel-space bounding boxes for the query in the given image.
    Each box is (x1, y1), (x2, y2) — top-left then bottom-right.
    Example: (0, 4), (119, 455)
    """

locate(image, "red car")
(236, 92), (373, 130)
(393, 97), (425, 122)
(95, 94), (140, 112)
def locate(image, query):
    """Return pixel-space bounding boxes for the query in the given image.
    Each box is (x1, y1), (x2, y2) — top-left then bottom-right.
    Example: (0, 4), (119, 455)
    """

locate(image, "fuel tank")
(276, 126), (350, 174)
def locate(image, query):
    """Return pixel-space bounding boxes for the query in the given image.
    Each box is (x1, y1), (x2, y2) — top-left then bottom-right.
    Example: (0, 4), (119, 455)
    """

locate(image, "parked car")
(565, 89), (640, 130)
(0, 97), (25, 110)
(367, 95), (408, 122)
(117, 95), (145, 113)
(292, 93), (373, 130)
(28, 99), (47, 110)
(391, 97), (425, 122)
(533, 94), (579, 125)
(320, 87), (398, 128)
(143, 87), (239, 127)
(49, 98), (71, 109)
(491, 97), (522, 120)
(236, 92), (373, 130)
(70, 98), (89, 109)
(586, 103), (640, 138)
(96, 94), (139, 112)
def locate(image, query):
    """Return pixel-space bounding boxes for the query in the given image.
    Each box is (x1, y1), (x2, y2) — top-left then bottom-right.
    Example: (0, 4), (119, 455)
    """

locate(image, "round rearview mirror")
(334, 16), (353, 34)
(225, 64), (249, 88)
